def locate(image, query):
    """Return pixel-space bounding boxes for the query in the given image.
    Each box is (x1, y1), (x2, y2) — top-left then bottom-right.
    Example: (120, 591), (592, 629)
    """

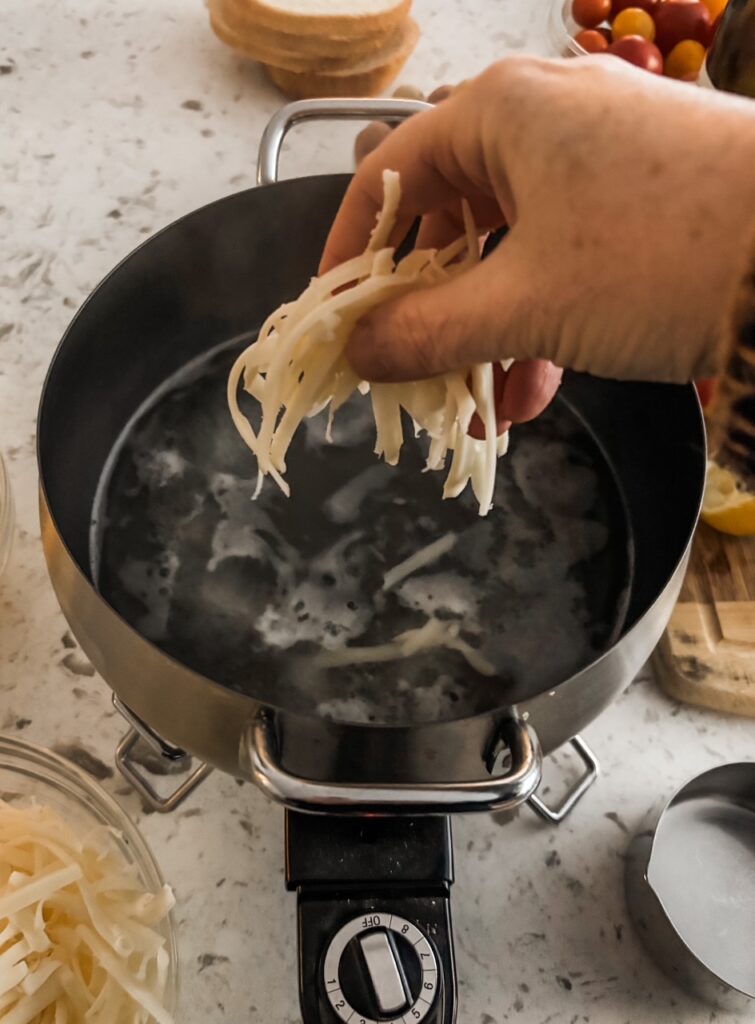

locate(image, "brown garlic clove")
(391, 83), (426, 102)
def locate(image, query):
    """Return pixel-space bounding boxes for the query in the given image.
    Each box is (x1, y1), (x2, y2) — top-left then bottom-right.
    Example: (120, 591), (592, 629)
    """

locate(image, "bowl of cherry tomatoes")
(550, 0), (729, 80)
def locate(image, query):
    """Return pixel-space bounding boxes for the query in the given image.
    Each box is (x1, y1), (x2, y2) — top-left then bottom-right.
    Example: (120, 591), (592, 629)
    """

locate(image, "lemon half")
(701, 461), (755, 536)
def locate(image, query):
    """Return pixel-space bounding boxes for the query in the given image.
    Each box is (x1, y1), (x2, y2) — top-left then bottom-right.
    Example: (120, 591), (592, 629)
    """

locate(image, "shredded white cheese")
(382, 533), (457, 592)
(0, 800), (175, 1023)
(228, 169), (513, 516)
(312, 616), (496, 677)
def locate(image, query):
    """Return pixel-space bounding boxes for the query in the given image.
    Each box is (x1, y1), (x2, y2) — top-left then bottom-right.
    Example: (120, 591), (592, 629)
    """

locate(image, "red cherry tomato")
(608, 34), (664, 71)
(611, 0), (659, 16)
(575, 27), (611, 50)
(572, 0), (612, 28)
(652, 1), (712, 53)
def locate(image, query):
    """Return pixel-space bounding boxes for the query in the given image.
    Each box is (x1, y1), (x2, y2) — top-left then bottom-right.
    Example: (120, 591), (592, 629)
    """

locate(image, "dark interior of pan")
(38, 175), (705, 727)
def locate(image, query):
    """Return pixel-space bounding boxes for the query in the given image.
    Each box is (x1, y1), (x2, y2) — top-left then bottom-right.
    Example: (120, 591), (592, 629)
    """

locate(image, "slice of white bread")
(212, 0), (417, 74)
(231, 0), (411, 35)
(264, 50), (411, 98)
(219, 0), (392, 57)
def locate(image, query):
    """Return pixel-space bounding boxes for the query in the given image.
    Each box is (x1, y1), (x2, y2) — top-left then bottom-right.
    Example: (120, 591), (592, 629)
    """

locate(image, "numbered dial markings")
(323, 913), (438, 1024)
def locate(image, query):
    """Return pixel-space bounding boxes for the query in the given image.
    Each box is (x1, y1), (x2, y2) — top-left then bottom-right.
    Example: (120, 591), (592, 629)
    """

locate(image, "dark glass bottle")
(703, 0), (755, 97)
(701, 0), (755, 487)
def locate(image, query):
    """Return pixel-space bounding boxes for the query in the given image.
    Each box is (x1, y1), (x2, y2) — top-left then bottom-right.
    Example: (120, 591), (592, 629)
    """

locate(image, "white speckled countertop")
(1, 2), (753, 1021)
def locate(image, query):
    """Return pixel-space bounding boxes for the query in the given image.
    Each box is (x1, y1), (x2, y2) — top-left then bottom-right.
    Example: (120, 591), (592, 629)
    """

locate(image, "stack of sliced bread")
(208, 0), (419, 99)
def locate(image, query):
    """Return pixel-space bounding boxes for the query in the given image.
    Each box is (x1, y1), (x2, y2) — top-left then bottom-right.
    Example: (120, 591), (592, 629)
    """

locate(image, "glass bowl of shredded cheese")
(0, 451), (13, 579)
(0, 735), (178, 1022)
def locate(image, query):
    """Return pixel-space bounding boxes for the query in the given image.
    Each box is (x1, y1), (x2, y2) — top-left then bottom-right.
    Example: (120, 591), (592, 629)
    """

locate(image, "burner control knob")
(348, 929), (410, 1016)
(323, 914), (439, 1023)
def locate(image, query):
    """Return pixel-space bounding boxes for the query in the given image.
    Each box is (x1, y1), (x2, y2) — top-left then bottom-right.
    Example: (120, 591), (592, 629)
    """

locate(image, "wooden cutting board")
(651, 522), (755, 717)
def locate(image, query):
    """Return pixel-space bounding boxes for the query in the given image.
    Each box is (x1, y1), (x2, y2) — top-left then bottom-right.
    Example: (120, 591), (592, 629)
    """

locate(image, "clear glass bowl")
(0, 735), (179, 1017)
(0, 451), (14, 578)
(549, 0), (590, 56)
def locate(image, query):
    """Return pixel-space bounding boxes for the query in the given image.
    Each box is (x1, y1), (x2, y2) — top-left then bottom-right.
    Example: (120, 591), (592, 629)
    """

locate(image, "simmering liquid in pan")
(91, 340), (633, 725)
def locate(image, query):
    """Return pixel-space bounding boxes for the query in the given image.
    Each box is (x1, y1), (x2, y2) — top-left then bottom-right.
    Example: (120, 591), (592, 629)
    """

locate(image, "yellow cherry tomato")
(700, 0), (728, 20)
(611, 6), (657, 40)
(664, 38), (707, 78)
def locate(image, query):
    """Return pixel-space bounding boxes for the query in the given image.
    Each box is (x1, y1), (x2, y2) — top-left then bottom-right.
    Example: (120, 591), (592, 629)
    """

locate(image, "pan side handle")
(256, 98), (430, 186)
(241, 711), (542, 815)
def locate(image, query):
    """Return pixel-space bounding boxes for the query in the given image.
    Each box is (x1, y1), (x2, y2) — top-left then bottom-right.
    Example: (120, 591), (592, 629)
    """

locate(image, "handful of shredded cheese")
(228, 169), (512, 517)
(0, 800), (175, 1023)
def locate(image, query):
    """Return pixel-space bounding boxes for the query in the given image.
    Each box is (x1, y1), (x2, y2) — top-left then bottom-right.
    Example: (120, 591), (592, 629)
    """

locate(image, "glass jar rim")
(550, 0), (590, 57)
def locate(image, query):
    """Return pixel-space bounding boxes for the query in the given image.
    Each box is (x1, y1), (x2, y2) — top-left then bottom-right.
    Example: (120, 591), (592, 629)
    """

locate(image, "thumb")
(345, 241), (542, 383)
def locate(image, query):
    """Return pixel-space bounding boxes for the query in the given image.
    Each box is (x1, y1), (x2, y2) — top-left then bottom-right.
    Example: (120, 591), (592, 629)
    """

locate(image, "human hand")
(322, 55), (755, 397)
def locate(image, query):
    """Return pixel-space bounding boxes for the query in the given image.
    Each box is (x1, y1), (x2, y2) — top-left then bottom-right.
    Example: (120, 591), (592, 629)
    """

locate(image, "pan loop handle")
(256, 97), (431, 187)
(242, 711), (542, 816)
(527, 736), (599, 823)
